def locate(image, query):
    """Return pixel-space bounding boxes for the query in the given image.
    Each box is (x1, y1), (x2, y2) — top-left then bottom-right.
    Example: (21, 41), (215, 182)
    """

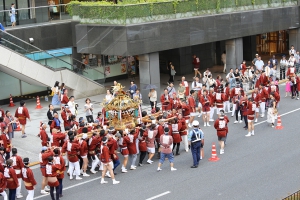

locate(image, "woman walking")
(10, 3), (17, 27)
(84, 98), (94, 123)
(148, 89), (157, 110)
(51, 81), (61, 110)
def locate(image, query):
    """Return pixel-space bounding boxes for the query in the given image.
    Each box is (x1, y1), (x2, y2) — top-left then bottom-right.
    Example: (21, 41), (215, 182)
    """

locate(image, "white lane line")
(145, 191), (171, 200)
(33, 107), (299, 199)
(33, 177), (101, 199)
(254, 107), (300, 126)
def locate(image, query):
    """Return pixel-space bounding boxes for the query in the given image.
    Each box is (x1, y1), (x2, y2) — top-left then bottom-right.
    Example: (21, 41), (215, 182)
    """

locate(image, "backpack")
(239, 64), (242, 70)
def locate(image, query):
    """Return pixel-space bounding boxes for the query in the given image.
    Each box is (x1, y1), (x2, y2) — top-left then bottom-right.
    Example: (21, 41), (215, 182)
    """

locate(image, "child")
(285, 79), (291, 97)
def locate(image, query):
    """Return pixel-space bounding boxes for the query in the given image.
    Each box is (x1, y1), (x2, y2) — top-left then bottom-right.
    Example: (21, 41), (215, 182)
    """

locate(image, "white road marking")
(33, 177), (101, 199)
(254, 107), (300, 126)
(145, 191), (171, 200)
(33, 106), (299, 200)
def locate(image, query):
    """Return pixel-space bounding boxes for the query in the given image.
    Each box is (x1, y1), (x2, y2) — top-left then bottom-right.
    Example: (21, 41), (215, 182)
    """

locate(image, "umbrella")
(143, 84), (157, 90)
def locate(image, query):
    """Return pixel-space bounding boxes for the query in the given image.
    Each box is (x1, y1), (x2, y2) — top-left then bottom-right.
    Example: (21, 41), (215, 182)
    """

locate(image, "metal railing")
(0, 4), (71, 27)
(283, 190), (300, 200)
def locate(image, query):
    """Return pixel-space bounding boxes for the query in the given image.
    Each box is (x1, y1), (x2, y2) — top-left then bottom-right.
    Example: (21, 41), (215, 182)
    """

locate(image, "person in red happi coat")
(14, 101), (30, 138)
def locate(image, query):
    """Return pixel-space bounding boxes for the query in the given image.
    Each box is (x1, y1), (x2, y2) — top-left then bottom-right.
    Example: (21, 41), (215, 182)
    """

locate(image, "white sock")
(252, 130), (254, 134)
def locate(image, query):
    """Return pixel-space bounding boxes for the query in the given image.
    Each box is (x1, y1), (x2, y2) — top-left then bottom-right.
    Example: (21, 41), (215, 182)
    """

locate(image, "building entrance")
(256, 30), (289, 55)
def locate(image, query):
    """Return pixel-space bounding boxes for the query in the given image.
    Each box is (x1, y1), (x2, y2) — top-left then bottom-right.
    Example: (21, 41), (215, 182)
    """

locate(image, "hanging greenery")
(67, 0), (297, 24)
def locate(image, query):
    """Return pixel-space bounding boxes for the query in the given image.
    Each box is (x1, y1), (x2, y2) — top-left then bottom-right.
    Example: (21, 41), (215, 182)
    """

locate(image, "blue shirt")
(0, 23), (4, 31)
(129, 84), (137, 94)
(188, 128), (204, 141)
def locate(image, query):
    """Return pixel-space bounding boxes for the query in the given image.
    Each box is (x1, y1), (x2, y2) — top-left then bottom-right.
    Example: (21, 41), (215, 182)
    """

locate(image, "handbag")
(52, 6), (58, 13)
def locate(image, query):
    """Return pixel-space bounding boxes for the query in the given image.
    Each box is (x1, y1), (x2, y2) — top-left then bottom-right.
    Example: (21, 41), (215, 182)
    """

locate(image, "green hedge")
(67, 0), (297, 24)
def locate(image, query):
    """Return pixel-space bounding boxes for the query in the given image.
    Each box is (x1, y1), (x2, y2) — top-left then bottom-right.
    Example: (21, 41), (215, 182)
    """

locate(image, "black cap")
(23, 157), (29, 165)
(164, 127), (169, 133)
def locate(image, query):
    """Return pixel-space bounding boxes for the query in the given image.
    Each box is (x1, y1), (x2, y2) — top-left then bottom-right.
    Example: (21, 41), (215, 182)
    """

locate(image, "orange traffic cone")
(208, 143), (220, 162)
(15, 119), (21, 131)
(35, 96), (42, 109)
(8, 94), (15, 107)
(275, 114), (283, 130)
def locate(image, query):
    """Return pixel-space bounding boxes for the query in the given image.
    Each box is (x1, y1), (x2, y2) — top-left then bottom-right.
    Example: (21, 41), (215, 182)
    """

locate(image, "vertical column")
(35, 0), (49, 23)
(225, 38), (243, 72)
(289, 28), (300, 51)
(139, 52), (161, 104)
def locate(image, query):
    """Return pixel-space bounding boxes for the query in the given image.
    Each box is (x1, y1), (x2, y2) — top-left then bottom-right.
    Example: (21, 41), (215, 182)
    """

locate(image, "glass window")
(17, 0), (30, 24)
(0, 0), (4, 24)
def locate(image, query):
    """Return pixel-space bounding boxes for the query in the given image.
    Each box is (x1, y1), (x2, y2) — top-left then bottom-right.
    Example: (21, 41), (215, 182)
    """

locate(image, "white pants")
(231, 103), (236, 116)
(135, 139), (140, 155)
(91, 156), (100, 171)
(63, 154), (69, 167)
(17, 178), (22, 196)
(210, 107), (215, 120)
(26, 190), (34, 200)
(0, 191), (7, 200)
(69, 161), (80, 177)
(129, 154), (137, 167)
(223, 101), (230, 113)
(181, 135), (188, 151)
(260, 102), (266, 115)
(223, 64), (226, 72)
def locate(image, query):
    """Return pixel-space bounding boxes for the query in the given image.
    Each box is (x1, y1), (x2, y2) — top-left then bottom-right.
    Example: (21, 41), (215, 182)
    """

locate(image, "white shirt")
(288, 57), (296, 66)
(149, 91), (157, 102)
(67, 101), (76, 115)
(255, 60), (264, 71)
(280, 59), (288, 66)
(105, 94), (113, 103)
(289, 49), (296, 55)
(191, 81), (202, 91)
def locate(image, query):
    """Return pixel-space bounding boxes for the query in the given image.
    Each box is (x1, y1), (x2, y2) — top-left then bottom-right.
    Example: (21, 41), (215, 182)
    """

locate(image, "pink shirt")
(160, 135), (173, 154)
(146, 130), (158, 148)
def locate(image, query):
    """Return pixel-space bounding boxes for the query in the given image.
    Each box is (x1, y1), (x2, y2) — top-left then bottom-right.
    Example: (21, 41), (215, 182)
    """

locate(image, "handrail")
(48, 51), (105, 74)
(0, 29), (77, 69)
(0, 43), (103, 87)
(0, 30), (42, 50)
(0, 4), (69, 13)
(1, 38), (29, 52)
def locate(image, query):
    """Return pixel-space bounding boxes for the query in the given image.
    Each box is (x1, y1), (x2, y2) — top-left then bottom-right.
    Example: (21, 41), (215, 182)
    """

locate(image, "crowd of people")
(0, 47), (299, 200)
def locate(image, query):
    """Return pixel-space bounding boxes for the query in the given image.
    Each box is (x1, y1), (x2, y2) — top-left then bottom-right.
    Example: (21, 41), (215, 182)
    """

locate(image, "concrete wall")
(76, 6), (299, 56)
(6, 21), (77, 50)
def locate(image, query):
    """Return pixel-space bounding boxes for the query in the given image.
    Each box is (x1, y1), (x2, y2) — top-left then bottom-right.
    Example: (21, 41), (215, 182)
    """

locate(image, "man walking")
(157, 127), (177, 172)
(188, 121), (204, 168)
(214, 113), (228, 154)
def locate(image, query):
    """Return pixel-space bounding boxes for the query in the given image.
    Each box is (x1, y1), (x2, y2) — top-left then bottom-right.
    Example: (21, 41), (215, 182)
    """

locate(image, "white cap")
(82, 133), (87, 139)
(192, 120), (199, 126)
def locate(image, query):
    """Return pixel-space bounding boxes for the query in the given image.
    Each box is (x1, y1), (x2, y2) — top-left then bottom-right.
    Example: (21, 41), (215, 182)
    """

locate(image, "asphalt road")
(15, 83), (300, 200)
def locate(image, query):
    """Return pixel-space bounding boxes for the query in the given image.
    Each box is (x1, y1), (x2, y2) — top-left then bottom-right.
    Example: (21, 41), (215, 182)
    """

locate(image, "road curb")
(29, 161), (40, 167)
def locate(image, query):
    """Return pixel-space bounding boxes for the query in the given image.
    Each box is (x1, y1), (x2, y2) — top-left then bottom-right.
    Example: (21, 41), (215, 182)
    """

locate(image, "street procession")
(2, 50), (300, 200)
